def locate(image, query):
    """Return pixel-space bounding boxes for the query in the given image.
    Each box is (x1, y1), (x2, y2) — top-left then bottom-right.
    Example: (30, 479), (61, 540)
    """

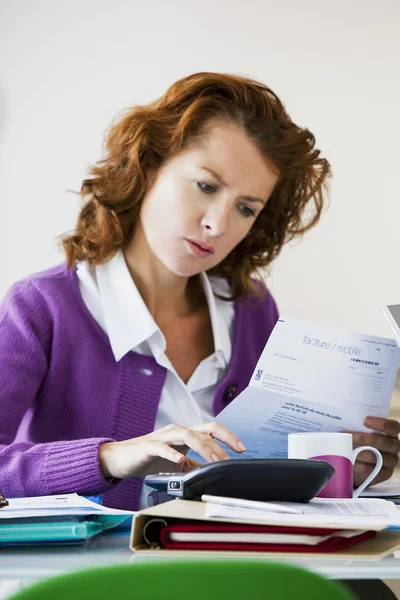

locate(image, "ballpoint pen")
(201, 494), (304, 515)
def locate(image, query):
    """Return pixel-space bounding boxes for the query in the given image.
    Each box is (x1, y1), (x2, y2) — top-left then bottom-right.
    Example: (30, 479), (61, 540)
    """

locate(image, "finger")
(150, 424), (233, 462)
(350, 432), (400, 455)
(355, 450), (399, 469)
(141, 441), (185, 464)
(171, 444), (190, 456)
(193, 421), (246, 453)
(364, 416), (400, 437)
(184, 429), (231, 463)
(148, 424), (194, 448)
(153, 423), (245, 454)
(353, 461), (393, 486)
(177, 428), (231, 463)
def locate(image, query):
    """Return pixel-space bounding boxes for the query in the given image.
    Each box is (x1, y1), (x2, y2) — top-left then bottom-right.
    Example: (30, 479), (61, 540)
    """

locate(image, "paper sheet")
(205, 497), (400, 530)
(361, 478), (400, 498)
(0, 493), (133, 519)
(217, 317), (400, 458)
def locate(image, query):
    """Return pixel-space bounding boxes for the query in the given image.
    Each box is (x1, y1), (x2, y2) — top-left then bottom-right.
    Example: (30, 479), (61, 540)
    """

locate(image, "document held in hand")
(217, 316), (400, 459)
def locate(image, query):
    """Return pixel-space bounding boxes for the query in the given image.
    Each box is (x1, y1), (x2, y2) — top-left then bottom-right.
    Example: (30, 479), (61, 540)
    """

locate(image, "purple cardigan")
(0, 263), (278, 510)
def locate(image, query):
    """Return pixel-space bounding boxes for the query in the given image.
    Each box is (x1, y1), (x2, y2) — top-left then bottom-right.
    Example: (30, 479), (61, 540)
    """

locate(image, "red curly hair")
(62, 72), (331, 299)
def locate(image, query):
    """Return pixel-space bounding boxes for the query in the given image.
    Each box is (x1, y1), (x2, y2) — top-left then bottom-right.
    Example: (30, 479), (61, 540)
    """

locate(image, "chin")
(170, 264), (204, 278)
(164, 258), (210, 278)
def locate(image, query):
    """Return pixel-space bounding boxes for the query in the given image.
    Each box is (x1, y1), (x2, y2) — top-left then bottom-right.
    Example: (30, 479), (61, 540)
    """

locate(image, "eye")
(197, 181), (217, 194)
(238, 204), (256, 218)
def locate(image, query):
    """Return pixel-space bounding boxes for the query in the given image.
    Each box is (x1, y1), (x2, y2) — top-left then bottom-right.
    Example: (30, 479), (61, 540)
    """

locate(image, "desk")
(1, 531), (400, 599)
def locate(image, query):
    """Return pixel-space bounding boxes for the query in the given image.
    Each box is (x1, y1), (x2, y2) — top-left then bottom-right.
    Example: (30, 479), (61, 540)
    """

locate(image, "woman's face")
(136, 119), (279, 278)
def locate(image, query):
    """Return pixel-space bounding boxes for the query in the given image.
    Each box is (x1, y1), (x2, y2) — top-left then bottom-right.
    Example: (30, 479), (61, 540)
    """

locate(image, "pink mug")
(288, 432), (383, 498)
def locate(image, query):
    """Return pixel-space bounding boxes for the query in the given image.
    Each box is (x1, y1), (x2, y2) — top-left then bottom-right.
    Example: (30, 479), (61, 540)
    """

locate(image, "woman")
(0, 72), (398, 512)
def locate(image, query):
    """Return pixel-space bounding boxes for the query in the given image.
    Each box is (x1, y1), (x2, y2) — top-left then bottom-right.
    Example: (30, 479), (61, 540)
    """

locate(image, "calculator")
(143, 458), (334, 502)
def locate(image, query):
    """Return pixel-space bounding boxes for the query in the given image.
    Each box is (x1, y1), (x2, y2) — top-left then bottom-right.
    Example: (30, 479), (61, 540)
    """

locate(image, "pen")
(201, 494), (304, 515)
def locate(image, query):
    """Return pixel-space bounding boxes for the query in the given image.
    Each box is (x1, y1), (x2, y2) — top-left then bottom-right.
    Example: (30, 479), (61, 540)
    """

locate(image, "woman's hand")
(348, 417), (400, 486)
(98, 422), (246, 480)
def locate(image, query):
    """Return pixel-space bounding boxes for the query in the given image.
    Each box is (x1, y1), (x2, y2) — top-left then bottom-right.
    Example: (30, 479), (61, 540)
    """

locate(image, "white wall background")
(0, 0), (399, 336)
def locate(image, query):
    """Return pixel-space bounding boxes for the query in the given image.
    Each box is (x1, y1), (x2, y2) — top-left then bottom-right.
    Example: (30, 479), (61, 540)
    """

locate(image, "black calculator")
(143, 458), (334, 502)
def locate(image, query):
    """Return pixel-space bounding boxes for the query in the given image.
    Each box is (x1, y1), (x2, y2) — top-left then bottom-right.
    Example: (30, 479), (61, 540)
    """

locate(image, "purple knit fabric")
(0, 263), (279, 510)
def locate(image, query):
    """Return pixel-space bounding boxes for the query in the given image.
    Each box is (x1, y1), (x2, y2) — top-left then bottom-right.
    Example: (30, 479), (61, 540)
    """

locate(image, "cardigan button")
(138, 368), (153, 376)
(224, 383), (237, 402)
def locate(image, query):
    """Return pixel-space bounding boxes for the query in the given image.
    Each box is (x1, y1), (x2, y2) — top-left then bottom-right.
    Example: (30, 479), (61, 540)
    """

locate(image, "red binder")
(159, 521), (376, 552)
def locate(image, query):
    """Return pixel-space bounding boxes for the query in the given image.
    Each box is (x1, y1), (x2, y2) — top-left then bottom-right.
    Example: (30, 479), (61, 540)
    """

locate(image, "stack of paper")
(130, 496), (400, 557)
(0, 493), (133, 545)
(203, 495), (400, 530)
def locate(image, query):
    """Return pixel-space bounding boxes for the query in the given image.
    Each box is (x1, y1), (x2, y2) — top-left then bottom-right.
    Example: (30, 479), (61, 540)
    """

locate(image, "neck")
(123, 229), (204, 320)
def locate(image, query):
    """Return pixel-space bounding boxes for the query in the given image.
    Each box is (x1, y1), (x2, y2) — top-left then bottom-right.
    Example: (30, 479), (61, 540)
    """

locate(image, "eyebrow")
(200, 166), (266, 206)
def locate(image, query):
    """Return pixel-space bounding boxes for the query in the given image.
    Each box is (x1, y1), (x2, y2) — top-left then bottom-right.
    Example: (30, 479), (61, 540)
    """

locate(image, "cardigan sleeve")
(0, 281), (117, 497)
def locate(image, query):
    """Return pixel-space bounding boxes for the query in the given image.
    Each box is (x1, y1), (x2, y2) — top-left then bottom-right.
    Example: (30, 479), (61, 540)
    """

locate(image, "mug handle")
(352, 445), (383, 498)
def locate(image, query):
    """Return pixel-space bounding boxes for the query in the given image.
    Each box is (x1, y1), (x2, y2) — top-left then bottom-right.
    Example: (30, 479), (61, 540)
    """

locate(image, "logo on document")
(255, 369), (263, 381)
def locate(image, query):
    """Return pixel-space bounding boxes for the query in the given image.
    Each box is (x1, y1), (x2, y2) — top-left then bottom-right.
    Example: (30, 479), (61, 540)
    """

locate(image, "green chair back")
(10, 559), (354, 600)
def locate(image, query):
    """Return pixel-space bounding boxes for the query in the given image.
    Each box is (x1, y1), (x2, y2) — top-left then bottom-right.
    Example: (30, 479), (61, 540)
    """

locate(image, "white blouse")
(76, 250), (234, 507)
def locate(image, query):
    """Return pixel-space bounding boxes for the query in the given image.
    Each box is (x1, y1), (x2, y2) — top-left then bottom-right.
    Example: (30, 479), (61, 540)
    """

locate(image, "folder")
(0, 518), (103, 545)
(0, 494), (133, 546)
(158, 521), (375, 552)
(130, 499), (400, 559)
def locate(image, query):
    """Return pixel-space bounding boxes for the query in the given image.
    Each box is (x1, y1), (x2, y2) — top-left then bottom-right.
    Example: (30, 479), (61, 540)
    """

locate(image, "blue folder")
(0, 514), (131, 545)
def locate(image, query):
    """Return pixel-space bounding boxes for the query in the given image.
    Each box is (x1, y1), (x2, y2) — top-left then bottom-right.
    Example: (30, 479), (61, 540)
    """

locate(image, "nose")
(201, 200), (230, 237)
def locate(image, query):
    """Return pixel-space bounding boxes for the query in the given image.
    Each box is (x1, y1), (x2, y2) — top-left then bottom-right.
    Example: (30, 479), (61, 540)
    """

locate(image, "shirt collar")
(200, 272), (232, 369)
(95, 251), (232, 365)
(96, 251), (159, 361)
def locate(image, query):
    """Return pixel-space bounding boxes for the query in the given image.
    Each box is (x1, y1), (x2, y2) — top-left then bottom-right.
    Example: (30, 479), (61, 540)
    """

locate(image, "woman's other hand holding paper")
(350, 417), (400, 486)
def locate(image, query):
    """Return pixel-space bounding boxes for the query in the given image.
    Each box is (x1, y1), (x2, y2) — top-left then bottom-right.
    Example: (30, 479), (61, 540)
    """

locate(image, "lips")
(186, 238), (215, 259)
